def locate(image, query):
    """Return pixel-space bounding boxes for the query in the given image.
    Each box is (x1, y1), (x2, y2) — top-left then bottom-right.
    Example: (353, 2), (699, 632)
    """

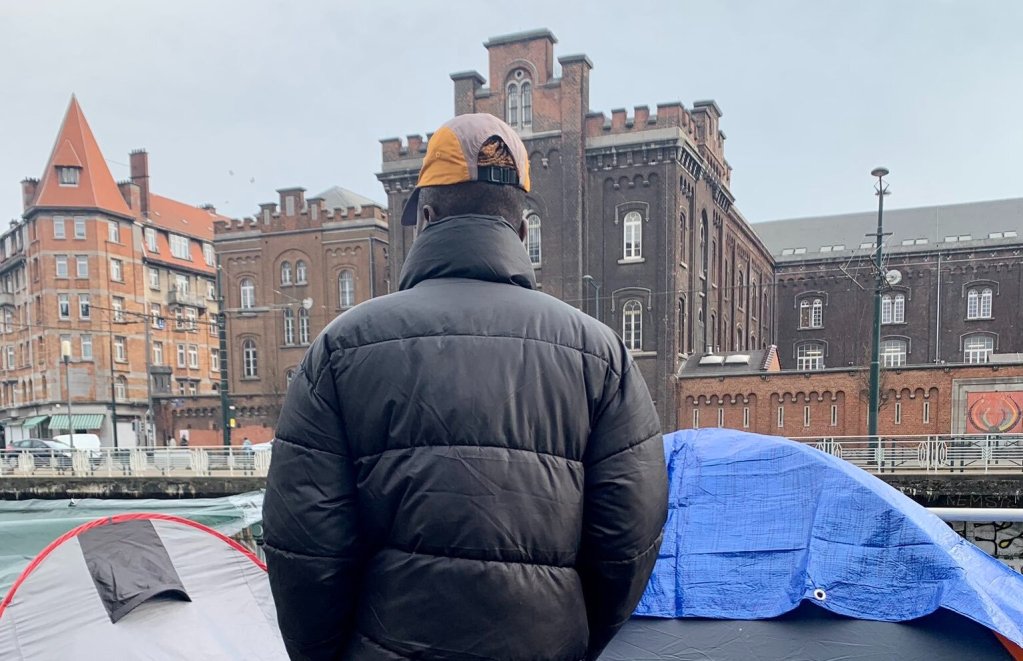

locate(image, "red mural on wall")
(966, 392), (1023, 434)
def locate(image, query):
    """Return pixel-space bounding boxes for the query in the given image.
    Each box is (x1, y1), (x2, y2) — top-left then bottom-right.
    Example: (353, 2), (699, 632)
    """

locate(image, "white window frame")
(112, 296), (124, 323)
(240, 278), (255, 309)
(58, 166), (80, 186)
(894, 402), (902, 425)
(53, 216), (66, 239)
(881, 338), (907, 367)
(526, 213), (541, 266)
(295, 261), (307, 285)
(520, 81), (532, 127)
(623, 211), (643, 260)
(692, 409), (700, 429)
(281, 261), (292, 285)
(964, 334), (994, 364)
(107, 221), (120, 243)
(742, 407), (750, 429)
(81, 334), (93, 360)
(74, 217), (87, 239)
(830, 404), (838, 427)
(114, 376), (126, 401)
(339, 270), (355, 308)
(78, 294), (90, 319)
(283, 308), (295, 345)
(75, 255), (88, 278)
(210, 348), (220, 373)
(622, 299), (642, 351)
(803, 405), (811, 427)
(243, 339), (258, 378)
(148, 267), (160, 290)
(145, 227), (158, 252)
(796, 343), (824, 370)
(109, 258), (123, 282)
(114, 336), (126, 362)
(203, 242), (215, 266)
(58, 294), (70, 319)
(923, 401), (930, 424)
(55, 255), (68, 278)
(777, 406), (785, 428)
(799, 297), (824, 329)
(187, 344), (199, 369)
(152, 341), (163, 366)
(169, 234), (191, 260)
(176, 343), (186, 368)
(506, 82), (519, 127)
(299, 308), (310, 344)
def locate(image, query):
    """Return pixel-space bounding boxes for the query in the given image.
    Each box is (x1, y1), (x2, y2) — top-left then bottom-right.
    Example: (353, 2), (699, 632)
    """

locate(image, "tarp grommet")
(813, 588), (827, 601)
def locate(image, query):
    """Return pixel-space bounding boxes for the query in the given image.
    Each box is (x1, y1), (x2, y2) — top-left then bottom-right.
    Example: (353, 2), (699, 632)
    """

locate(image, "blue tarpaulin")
(636, 429), (1023, 647)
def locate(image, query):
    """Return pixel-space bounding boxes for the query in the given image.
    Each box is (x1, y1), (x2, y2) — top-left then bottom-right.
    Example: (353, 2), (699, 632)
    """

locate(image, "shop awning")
(48, 414), (104, 431)
(21, 415), (49, 429)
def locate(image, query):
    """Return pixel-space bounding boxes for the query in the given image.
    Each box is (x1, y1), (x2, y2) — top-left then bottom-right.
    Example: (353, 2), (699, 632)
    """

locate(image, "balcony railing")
(168, 289), (208, 309)
(1, 446), (271, 478)
(789, 434), (1023, 473)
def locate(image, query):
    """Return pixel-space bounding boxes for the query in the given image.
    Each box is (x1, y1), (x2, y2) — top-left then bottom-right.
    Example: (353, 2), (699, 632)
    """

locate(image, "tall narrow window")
(210, 349), (220, 373)
(893, 293), (905, 323)
(717, 408), (724, 427)
(149, 267), (160, 290)
(75, 255), (88, 278)
(777, 406), (785, 428)
(55, 255), (68, 278)
(526, 213), (541, 266)
(283, 308), (295, 345)
(963, 334), (994, 363)
(679, 213), (687, 264)
(285, 196), (296, 216)
(803, 405), (811, 427)
(692, 409), (700, 429)
(81, 334), (93, 360)
(281, 261), (292, 285)
(830, 404), (838, 426)
(299, 308), (310, 344)
(145, 227), (158, 252)
(678, 296), (687, 355)
(74, 217), (87, 239)
(176, 343), (187, 368)
(107, 221), (120, 243)
(296, 260), (308, 284)
(622, 300), (642, 351)
(506, 82), (519, 127)
(923, 401), (930, 423)
(187, 344), (199, 369)
(967, 287), (993, 320)
(243, 339), (258, 378)
(115, 376), (127, 401)
(894, 402), (902, 425)
(520, 82), (532, 126)
(112, 296), (124, 323)
(623, 211), (643, 259)
(58, 294), (70, 320)
(109, 258), (123, 282)
(53, 216), (66, 239)
(742, 407), (750, 429)
(240, 278), (255, 309)
(339, 270), (355, 308)
(114, 336), (126, 362)
(152, 342), (163, 366)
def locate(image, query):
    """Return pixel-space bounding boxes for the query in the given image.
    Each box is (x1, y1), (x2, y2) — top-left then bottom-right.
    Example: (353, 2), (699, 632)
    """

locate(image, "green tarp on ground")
(0, 490), (264, 599)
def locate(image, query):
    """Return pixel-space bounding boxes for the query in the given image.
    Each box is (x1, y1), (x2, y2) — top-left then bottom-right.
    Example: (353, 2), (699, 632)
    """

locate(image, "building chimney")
(129, 149), (150, 216)
(118, 181), (142, 212)
(20, 178), (39, 211)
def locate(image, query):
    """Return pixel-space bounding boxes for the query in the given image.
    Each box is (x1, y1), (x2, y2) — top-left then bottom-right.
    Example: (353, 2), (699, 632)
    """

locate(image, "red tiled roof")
(148, 193), (227, 241)
(32, 96), (133, 218)
(145, 229), (213, 274)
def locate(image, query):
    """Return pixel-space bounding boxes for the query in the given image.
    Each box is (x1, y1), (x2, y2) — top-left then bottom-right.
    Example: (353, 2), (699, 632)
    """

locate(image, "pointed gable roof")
(31, 96), (132, 218)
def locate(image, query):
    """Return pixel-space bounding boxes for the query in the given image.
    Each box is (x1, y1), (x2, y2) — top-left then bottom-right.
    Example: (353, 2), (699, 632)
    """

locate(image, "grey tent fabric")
(78, 519), (190, 624)
(0, 514), (287, 660)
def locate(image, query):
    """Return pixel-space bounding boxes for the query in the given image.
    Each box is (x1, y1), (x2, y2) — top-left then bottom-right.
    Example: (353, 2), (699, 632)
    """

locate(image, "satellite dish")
(302, 298), (313, 310)
(885, 269), (902, 286)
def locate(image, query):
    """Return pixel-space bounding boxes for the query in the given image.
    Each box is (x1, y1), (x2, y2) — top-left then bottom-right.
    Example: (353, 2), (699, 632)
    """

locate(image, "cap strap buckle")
(478, 165), (519, 187)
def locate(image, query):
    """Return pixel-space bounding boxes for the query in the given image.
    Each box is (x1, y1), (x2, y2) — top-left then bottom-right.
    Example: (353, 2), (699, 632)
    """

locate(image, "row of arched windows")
(280, 260), (308, 286)
(506, 74), (532, 128)
(239, 270), (357, 310)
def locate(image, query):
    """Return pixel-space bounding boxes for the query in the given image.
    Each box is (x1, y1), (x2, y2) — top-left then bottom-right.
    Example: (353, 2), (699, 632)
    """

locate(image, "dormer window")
(58, 166), (80, 186)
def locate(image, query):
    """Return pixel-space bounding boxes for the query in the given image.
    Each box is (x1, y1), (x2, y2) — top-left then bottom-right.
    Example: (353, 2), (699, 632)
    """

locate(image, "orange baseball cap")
(400, 113), (531, 226)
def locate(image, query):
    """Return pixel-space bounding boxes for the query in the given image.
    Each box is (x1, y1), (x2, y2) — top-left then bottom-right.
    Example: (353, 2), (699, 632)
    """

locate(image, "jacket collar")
(398, 214), (537, 291)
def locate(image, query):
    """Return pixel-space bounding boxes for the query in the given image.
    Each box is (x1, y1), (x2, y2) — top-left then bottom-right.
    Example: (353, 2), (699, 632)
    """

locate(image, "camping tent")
(0, 513), (287, 660)
(601, 429), (1023, 660)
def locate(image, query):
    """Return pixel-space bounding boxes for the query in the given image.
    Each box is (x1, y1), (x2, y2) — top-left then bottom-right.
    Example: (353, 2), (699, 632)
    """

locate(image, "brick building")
(755, 198), (1023, 371)
(0, 97), (225, 447)
(678, 348), (1023, 438)
(213, 185), (388, 441)
(378, 29), (774, 429)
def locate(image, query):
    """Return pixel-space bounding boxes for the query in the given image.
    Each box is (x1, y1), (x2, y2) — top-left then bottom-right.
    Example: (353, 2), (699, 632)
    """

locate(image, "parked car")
(3, 438), (73, 468)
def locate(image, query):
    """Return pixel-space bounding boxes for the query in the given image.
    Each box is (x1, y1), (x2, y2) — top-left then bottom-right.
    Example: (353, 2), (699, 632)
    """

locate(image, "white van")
(52, 434), (102, 460)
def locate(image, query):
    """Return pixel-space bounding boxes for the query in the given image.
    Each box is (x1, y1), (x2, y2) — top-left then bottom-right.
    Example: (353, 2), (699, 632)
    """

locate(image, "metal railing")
(789, 434), (1023, 474)
(0, 446), (272, 478)
(4, 434), (1022, 479)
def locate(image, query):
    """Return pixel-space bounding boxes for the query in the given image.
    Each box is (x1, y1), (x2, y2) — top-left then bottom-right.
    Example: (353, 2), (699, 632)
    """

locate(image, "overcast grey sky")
(1, 1), (1020, 224)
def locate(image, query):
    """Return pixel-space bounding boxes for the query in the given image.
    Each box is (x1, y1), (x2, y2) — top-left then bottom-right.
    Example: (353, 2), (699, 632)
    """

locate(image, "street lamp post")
(61, 339), (74, 450)
(582, 275), (601, 323)
(867, 167), (890, 462)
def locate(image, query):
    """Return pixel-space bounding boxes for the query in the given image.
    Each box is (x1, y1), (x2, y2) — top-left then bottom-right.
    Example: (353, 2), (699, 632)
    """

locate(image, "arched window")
(881, 338), (908, 367)
(678, 295), (687, 355)
(700, 212), (708, 274)
(239, 278), (255, 309)
(520, 82), (532, 127)
(736, 326), (744, 351)
(882, 293), (906, 324)
(286, 369), (295, 387)
(338, 270), (355, 308)
(799, 297), (824, 329)
(679, 213), (687, 264)
(115, 375), (127, 401)
(967, 287), (992, 320)
(280, 261), (292, 285)
(506, 82), (519, 127)
(751, 280), (758, 317)
(295, 260), (307, 285)
(796, 342), (824, 370)
(710, 312), (717, 350)
(963, 334), (994, 363)
(622, 300), (642, 351)
(526, 213), (541, 266)
(283, 308), (295, 345)
(243, 339), (258, 377)
(299, 308), (310, 344)
(623, 211), (643, 259)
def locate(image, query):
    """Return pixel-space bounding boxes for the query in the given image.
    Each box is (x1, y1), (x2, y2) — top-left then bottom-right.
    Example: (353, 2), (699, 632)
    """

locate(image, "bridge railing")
(4, 434), (1023, 478)
(788, 434), (1023, 473)
(0, 446), (273, 479)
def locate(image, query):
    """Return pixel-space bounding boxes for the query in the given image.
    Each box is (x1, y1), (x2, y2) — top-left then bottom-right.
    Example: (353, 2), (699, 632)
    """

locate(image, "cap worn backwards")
(400, 113), (531, 226)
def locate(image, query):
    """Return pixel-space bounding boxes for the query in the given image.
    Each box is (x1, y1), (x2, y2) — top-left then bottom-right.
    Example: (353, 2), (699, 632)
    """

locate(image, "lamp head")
(870, 167), (890, 178)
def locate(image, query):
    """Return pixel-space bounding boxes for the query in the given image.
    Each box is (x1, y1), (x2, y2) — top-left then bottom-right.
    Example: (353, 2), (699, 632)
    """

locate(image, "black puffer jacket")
(264, 215), (667, 661)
